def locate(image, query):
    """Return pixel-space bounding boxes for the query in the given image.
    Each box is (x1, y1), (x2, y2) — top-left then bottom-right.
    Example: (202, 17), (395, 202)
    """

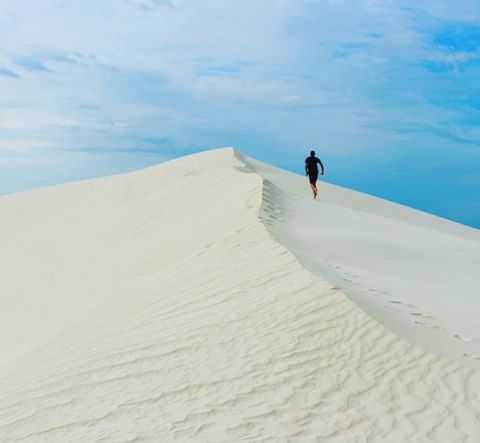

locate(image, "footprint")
(410, 312), (434, 319)
(454, 334), (473, 343)
(463, 353), (480, 360)
(414, 321), (441, 330)
(345, 272), (359, 278)
(388, 300), (402, 304)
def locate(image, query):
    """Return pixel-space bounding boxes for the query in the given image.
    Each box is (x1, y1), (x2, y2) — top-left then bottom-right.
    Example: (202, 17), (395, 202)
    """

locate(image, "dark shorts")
(308, 171), (318, 185)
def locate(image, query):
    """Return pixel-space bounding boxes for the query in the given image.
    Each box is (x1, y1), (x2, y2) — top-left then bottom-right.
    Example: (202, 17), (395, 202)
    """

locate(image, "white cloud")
(0, 108), (78, 130)
(0, 0), (479, 159)
(0, 138), (58, 152)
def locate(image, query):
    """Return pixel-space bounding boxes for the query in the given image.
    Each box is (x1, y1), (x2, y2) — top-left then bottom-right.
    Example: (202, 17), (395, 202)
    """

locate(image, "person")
(304, 150), (324, 199)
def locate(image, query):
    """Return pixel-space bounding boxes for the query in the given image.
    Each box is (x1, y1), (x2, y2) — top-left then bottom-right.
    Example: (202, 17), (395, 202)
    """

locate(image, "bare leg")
(310, 183), (317, 199)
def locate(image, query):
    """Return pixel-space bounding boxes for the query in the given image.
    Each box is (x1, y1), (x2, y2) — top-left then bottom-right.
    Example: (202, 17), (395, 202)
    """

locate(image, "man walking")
(305, 150), (324, 199)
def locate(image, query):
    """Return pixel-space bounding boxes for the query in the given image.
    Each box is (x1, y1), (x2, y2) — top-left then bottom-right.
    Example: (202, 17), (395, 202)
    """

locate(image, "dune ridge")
(0, 147), (479, 442)
(239, 151), (480, 370)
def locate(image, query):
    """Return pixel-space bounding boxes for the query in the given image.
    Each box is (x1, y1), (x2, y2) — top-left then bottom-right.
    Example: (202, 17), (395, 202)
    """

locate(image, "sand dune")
(0, 148), (479, 442)
(240, 153), (480, 370)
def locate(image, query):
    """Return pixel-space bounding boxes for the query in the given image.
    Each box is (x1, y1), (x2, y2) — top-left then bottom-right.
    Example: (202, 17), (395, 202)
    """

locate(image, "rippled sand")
(0, 148), (479, 442)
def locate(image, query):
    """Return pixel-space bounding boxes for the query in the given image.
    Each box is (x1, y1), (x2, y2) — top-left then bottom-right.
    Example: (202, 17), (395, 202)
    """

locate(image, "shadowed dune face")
(0, 148), (480, 441)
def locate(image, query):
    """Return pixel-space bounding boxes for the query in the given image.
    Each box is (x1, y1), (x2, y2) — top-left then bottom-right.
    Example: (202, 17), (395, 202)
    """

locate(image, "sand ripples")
(0, 148), (479, 442)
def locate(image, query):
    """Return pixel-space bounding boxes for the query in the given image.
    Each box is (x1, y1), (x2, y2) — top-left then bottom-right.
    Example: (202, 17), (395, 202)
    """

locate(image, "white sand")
(241, 153), (480, 370)
(0, 147), (479, 442)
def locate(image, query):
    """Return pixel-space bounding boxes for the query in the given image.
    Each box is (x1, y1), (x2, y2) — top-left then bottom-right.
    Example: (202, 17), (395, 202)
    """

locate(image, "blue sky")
(1, 0), (479, 228)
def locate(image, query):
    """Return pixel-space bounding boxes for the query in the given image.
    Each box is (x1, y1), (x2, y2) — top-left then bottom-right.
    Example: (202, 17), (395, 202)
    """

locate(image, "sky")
(0, 0), (479, 228)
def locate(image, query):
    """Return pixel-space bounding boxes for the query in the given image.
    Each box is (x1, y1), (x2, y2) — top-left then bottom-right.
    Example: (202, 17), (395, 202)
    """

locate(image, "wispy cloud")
(127, 0), (173, 12)
(13, 55), (49, 72)
(0, 108), (78, 130)
(0, 66), (19, 78)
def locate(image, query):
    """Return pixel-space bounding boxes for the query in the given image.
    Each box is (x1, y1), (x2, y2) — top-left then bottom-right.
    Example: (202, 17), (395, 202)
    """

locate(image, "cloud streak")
(0, 66), (19, 78)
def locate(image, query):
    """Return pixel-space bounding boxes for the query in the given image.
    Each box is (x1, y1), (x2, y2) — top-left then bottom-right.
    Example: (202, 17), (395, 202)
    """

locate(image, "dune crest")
(0, 148), (479, 442)
(239, 150), (480, 370)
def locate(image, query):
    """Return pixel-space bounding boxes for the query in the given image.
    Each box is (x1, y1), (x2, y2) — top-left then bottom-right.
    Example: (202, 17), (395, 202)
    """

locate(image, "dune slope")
(0, 148), (479, 442)
(240, 152), (480, 370)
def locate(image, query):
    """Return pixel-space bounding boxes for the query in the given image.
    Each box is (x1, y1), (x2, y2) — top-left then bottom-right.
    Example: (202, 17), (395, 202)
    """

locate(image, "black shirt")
(305, 156), (323, 174)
